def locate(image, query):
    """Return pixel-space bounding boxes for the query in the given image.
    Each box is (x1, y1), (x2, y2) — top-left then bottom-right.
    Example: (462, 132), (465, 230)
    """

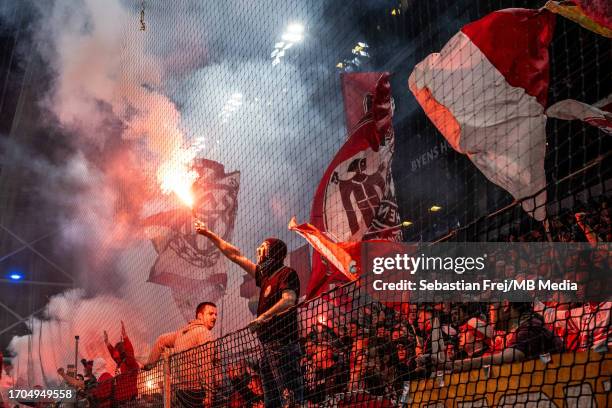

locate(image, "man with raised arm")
(103, 321), (139, 403)
(195, 220), (304, 408)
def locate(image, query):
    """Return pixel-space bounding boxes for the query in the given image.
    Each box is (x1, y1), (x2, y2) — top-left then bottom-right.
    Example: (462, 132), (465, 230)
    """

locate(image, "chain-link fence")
(1, 0), (609, 406)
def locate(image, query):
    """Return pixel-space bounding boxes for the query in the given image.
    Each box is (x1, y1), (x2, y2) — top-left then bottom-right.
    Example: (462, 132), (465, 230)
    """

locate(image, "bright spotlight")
(271, 22), (305, 65)
(281, 32), (303, 43)
(287, 23), (304, 34)
(430, 205), (442, 212)
(9, 273), (23, 281)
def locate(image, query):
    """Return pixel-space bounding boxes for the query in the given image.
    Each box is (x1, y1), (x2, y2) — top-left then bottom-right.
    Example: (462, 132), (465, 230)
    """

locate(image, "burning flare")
(157, 146), (198, 207)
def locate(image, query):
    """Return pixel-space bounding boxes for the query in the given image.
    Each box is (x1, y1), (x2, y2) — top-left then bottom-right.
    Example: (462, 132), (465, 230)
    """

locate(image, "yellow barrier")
(409, 352), (611, 407)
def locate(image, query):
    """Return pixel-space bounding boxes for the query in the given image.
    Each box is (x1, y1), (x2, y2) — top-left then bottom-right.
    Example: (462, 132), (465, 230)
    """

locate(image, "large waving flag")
(307, 72), (402, 298)
(409, 8), (612, 222)
(409, 8), (556, 221)
(143, 159), (240, 321)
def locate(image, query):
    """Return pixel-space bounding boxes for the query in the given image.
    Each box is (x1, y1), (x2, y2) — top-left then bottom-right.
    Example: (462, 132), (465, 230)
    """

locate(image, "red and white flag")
(288, 217), (361, 282)
(307, 73), (402, 298)
(547, 96), (612, 134)
(409, 8), (556, 221)
(409, 8), (612, 221)
(143, 159), (240, 321)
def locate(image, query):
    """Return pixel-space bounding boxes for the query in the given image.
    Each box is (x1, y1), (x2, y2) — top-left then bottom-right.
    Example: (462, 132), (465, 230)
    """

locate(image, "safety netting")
(0, 0), (610, 407)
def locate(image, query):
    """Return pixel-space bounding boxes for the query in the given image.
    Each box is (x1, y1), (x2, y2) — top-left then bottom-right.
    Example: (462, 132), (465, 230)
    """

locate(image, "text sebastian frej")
(372, 279), (577, 292)
(370, 254), (577, 292)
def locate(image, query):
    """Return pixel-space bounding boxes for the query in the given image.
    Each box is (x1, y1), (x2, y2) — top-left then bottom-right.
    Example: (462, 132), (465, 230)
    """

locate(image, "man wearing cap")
(195, 221), (303, 408)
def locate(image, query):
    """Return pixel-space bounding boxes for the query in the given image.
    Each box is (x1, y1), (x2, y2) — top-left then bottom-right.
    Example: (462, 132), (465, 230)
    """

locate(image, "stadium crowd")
(2, 197), (608, 407)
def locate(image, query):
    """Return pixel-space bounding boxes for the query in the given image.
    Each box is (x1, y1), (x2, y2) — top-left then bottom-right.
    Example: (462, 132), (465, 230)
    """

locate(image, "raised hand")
(194, 220), (210, 235)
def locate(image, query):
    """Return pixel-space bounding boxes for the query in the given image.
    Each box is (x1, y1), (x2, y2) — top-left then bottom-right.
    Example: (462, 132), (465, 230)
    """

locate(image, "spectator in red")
(103, 321), (139, 403)
(89, 372), (114, 408)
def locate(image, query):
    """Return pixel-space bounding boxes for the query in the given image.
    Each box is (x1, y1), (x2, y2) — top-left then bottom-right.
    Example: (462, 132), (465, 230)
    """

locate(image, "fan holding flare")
(144, 158), (240, 322)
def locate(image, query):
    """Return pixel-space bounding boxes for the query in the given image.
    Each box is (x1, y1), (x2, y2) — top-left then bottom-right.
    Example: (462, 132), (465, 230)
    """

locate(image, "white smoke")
(5, 0), (351, 386)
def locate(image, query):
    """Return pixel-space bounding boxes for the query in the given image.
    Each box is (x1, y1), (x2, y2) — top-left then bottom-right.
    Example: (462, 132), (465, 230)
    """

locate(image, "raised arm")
(146, 331), (178, 365)
(121, 322), (135, 357)
(57, 368), (85, 390)
(103, 330), (115, 357)
(195, 220), (257, 277)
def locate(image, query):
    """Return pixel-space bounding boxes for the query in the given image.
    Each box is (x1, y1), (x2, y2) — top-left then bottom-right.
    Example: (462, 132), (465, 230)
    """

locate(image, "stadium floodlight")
(337, 41), (370, 72)
(286, 23), (304, 35)
(271, 22), (305, 66)
(281, 32), (303, 43)
(430, 205), (442, 212)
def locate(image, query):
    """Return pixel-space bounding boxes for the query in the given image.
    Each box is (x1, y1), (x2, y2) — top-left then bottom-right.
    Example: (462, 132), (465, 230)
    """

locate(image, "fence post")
(162, 351), (171, 408)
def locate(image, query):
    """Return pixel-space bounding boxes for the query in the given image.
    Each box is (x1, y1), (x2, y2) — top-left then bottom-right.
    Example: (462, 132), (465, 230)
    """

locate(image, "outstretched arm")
(146, 332), (178, 365)
(431, 347), (524, 372)
(57, 368), (84, 390)
(103, 330), (115, 356)
(195, 220), (257, 277)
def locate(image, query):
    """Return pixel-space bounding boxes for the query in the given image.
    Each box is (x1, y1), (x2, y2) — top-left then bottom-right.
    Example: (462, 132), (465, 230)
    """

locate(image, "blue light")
(8, 273), (23, 281)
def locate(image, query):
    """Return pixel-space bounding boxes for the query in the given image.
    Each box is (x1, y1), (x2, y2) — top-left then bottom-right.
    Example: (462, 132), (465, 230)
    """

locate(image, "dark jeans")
(260, 341), (304, 408)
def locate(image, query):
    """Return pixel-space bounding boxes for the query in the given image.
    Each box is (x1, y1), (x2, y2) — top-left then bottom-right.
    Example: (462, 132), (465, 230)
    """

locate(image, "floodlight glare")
(286, 23), (304, 34)
(281, 32), (303, 43)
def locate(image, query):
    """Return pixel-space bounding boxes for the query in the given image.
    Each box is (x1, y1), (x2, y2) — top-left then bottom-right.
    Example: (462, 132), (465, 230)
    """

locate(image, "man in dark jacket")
(195, 220), (303, 407)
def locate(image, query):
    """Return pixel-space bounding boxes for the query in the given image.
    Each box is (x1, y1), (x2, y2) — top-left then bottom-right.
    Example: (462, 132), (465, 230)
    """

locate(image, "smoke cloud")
(3, 0), (353, 387)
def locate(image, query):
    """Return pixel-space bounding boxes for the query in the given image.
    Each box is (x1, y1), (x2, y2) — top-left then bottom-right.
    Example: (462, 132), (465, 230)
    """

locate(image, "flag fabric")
(289, 217), (360, 282)
(574, 0), (612, 30)
(409, 8), (612, 221)
(289, 217), (394, 300)
(143, 159), (240, 321)
(341, 72), (389, 132)
(307, 72), (402, 298)
(544, 0), (612, 37)
(459, 317), (495, 356)
(547, 96), (612, 135)
(409, 8), (556, 221)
